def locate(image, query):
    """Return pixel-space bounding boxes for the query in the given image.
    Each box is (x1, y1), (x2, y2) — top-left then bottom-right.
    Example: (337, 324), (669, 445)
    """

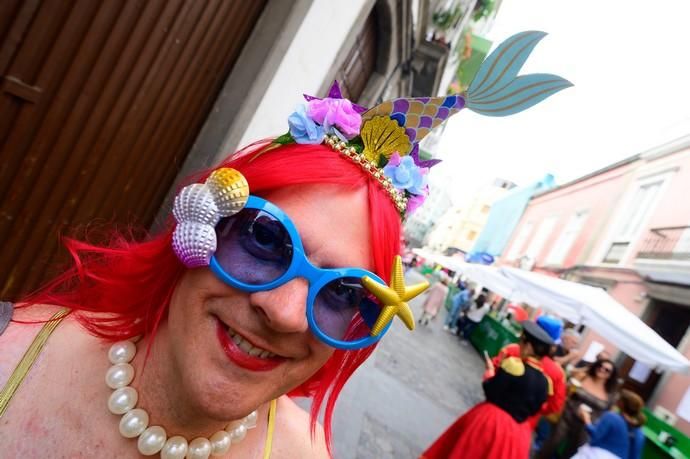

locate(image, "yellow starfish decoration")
(361, 255), (429, 336)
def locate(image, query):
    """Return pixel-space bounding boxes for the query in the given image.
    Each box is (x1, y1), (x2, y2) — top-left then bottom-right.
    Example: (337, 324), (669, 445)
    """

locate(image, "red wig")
(21, 141), (402, 452)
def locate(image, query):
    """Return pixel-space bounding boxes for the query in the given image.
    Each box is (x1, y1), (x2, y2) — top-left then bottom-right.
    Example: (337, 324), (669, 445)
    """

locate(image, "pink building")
(501, 135), (690, 434)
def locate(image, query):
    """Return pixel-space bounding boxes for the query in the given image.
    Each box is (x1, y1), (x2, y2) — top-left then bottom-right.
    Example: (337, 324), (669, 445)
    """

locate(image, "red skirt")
(421, 402), (532, 459)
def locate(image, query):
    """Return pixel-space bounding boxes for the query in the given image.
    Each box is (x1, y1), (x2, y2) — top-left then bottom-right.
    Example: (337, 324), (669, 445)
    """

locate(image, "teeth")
(238, 339), (253, 353)
(226, 327), (276, 359)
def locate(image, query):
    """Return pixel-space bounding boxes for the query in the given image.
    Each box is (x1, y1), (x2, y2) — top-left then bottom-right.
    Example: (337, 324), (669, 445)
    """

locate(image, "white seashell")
(172, 184), (220, 226)
(205, 169), (250, 217)
(172, 222), (217, 268)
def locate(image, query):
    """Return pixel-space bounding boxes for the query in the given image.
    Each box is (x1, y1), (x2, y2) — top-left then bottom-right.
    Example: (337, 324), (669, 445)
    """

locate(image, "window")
(546, 210), (589, 266)
(334, 10), (378, 102)
(603, 180), (663, 263)
(525, 216), (558, 259)
(603, 242), (630, 264)
(505, 222), (534, 260)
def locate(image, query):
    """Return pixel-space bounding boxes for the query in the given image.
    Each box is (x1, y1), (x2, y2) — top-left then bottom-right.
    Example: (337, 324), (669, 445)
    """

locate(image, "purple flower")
(307, 97), (362, 139)
(383, 153), (428, 195)
(288, 104), (325, 144)
(406, 190), (428, 215)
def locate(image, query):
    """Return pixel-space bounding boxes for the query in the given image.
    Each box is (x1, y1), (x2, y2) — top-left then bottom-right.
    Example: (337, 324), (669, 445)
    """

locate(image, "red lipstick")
(215, 320), (285, 372)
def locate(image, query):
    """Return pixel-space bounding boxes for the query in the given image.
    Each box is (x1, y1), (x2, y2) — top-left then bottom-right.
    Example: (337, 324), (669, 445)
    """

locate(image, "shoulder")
(271, 396), (330, 458)
(501, 343), (521, 358)
(542, 357), (565, 379)
(0, 304), (66, 384)
(499, 356), (525, 376)
(600, 411), (625, 427)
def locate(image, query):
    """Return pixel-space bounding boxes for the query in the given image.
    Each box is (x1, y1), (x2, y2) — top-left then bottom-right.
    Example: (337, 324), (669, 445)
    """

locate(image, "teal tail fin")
(466, 31), (572, 117)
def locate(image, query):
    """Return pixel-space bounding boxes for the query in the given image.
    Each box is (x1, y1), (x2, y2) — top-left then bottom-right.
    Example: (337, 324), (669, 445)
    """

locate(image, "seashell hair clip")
(172, 168), (249, 268)
(272, 31), (571, 218)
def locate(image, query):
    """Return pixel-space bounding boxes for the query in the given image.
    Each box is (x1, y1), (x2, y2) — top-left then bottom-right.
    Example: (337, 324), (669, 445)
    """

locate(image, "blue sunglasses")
(208, 196), (391, 350)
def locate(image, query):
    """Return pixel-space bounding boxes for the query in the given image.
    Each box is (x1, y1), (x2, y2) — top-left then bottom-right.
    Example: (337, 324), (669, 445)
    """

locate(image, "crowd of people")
(410, 269), (647, 459)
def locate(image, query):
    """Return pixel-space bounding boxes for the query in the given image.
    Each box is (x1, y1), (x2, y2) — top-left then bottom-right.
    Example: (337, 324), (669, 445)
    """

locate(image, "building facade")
(1, 0), (461, 298)
(426, 177), (515, 253)
(404, 175), (454, 247)
(501, 135), (690, 434)
(471, 174), (556, 258)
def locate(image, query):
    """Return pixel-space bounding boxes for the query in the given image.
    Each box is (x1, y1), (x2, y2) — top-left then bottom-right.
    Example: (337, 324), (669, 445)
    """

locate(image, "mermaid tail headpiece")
(276, 31), (571, 217)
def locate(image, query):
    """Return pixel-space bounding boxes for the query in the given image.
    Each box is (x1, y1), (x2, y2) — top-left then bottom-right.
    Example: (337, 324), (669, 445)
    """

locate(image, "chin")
(185, 372), (265, 421)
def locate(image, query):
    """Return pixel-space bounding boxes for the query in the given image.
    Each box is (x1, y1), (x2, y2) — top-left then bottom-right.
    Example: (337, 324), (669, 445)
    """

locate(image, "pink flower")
(406, 186), (429, 215)
(307, 97), (362, 139)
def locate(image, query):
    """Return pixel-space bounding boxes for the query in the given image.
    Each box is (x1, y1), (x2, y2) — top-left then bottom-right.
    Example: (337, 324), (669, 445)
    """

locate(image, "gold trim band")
(324, 135), (408, 214)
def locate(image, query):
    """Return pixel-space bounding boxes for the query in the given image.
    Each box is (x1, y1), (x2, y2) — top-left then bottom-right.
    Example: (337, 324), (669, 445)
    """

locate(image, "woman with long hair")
(538, 358), (619, 458)
(0, 31), (569, 458)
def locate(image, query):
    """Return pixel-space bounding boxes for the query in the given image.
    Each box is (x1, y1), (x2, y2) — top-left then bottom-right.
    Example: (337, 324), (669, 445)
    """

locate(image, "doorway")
(619, 298), (690, 400)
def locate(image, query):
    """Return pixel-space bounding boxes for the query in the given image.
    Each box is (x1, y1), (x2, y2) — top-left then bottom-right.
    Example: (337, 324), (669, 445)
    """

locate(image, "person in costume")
(421, 320), (556, 459)
(0, 31), (569, 458)
(492, 316), (567, 453)
(493, 316), (567, 432)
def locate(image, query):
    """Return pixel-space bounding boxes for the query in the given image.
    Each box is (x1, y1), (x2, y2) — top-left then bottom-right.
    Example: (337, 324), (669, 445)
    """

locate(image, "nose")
(249, 277), (310, 334)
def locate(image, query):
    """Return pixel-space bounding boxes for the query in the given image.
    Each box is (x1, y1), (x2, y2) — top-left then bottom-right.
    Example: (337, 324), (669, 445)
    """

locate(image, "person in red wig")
(0, 31), (569, 458)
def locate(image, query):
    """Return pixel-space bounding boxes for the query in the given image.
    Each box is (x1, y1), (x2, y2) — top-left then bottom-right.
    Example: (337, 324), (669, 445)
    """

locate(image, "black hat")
(521, 320), (555, 346)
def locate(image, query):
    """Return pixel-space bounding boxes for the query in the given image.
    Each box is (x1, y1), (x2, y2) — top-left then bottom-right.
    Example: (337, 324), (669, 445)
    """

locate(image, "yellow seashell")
(360, 116), (412, 163)
(205, 168), (250, 217)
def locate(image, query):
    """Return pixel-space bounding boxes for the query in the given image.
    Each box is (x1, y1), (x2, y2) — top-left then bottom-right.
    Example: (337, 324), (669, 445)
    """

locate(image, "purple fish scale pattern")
(363, 95), (465, 149)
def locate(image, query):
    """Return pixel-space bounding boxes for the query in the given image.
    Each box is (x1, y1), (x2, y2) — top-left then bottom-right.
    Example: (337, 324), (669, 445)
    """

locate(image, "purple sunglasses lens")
(313, 277), (380, 341)
(214, 208), (381, 343)
(215, 209), (293, 285)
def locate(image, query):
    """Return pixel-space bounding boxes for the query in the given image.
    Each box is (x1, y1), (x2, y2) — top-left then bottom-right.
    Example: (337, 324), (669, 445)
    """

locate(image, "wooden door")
(0, 0), (266, 299)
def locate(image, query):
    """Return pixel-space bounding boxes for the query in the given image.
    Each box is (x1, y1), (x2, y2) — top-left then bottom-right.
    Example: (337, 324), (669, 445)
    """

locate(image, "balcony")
(636, 226), (690, 261)
(635, 226), (690, 286)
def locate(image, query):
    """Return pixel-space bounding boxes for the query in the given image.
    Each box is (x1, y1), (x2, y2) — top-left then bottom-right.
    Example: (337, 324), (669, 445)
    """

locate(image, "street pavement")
(300, 270), (486, 459)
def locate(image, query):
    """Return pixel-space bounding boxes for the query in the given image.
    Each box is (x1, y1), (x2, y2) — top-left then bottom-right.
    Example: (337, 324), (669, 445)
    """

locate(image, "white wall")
(233, 0), (371, 150)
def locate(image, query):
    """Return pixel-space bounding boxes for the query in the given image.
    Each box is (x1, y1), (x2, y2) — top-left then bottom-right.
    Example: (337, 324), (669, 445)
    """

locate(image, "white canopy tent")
(502, 267), (689, 373)
(411, 250), (690, 372)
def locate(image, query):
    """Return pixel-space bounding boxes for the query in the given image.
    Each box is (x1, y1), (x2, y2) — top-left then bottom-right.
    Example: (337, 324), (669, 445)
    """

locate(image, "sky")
(433, 0), (690, 205)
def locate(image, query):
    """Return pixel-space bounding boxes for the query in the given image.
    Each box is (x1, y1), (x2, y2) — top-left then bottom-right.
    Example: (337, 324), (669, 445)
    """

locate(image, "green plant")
(432, 6), (463, 31)
(472, 0), (495, 22)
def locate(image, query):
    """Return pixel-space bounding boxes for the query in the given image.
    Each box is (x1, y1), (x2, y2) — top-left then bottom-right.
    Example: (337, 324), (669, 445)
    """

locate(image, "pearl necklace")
(106, 340), (258, 458)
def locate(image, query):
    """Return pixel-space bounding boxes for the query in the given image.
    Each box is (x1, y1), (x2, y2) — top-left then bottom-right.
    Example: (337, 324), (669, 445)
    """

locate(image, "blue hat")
(536, 316), (563, 345)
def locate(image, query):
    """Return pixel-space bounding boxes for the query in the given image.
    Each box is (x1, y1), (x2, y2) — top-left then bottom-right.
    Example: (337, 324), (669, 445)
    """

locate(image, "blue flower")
(288, 104), (325, 144)
(383, 153), (428, 195)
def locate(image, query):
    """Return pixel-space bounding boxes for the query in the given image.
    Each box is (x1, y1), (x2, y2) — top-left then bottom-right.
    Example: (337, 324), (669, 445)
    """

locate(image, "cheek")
(289, 343), (334, 385)
(311, 342), (335, 368)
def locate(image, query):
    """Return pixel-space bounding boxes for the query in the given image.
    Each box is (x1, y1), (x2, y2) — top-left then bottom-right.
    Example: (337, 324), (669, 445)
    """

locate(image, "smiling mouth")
(226, 325), (278, 359)
(215, 318), (286, 372)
